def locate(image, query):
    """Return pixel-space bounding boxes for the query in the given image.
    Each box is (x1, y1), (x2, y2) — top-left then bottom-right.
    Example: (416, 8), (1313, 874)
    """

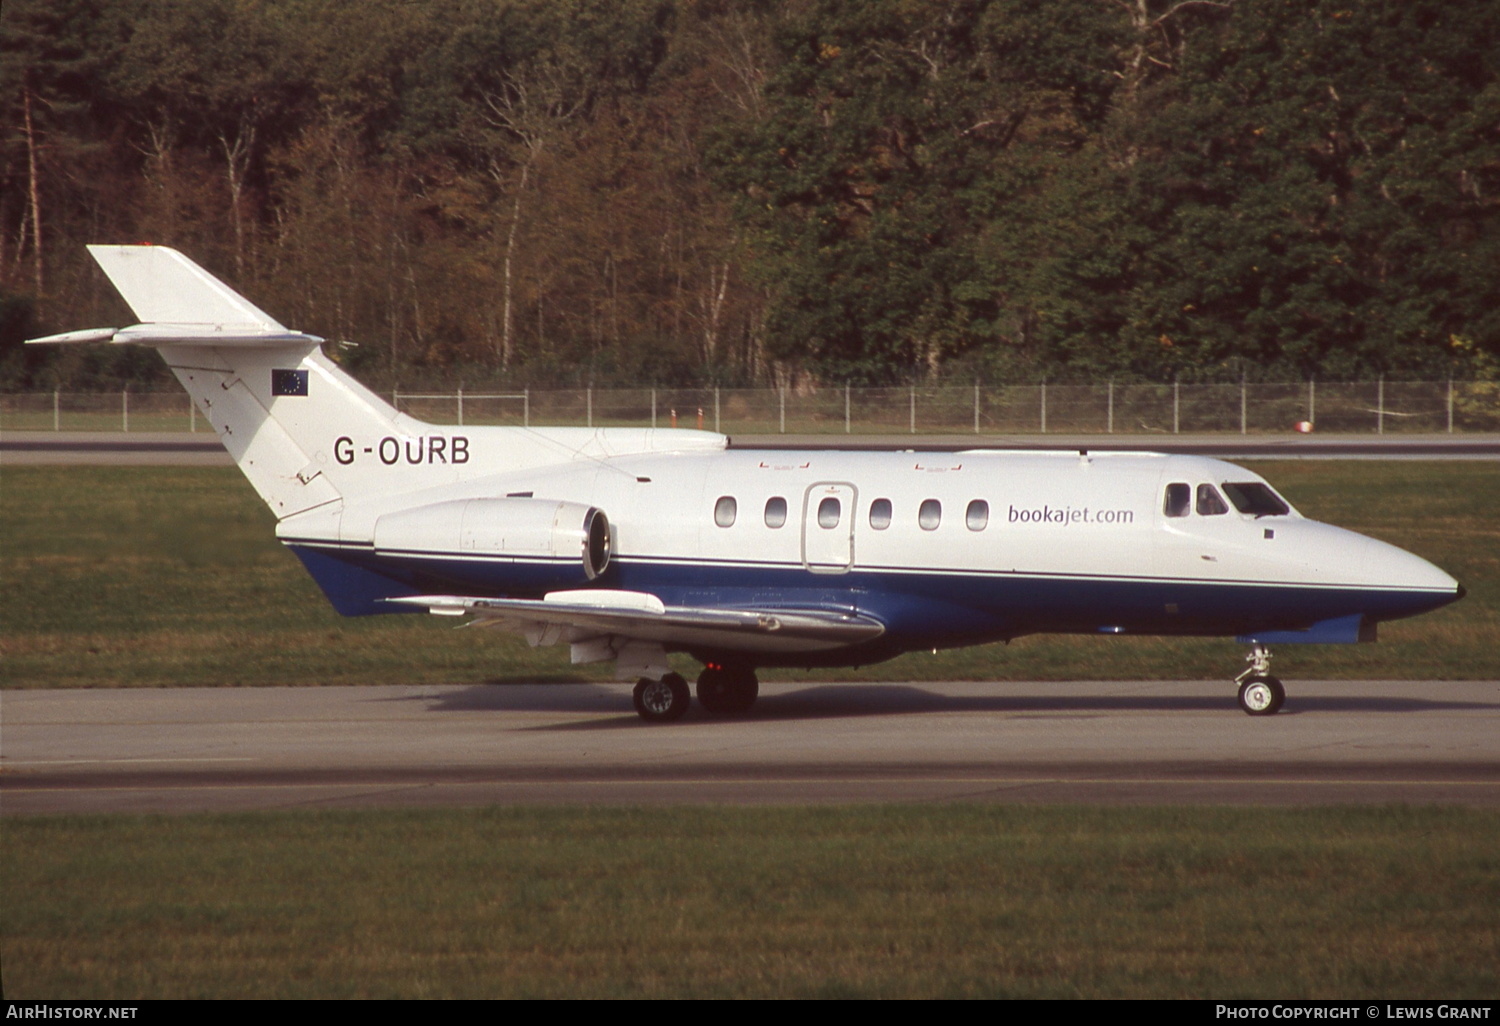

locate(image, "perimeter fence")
(2, 380), (1496, 435)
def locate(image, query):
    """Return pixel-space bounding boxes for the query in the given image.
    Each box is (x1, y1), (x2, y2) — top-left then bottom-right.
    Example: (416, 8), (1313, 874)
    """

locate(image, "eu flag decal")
(271, 369), (309, 397)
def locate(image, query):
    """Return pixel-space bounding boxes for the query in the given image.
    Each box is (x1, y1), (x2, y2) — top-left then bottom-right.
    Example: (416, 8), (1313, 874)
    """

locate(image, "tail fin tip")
(87, 244), (287, 329)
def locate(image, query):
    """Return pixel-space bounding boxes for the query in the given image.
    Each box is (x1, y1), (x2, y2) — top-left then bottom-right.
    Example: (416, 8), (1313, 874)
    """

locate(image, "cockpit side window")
(1164, 482), (1190, 518)
(1222, 481), (1290, 517)
(1196, 484), (1229, 516)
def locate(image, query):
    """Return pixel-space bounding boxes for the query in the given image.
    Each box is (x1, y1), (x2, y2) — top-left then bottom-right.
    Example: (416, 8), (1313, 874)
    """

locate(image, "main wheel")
(697, 665), (759, 715)
(633, 673), (690, 722)
(1238, 675), (1286, 716)
(695, 666), (734, 714)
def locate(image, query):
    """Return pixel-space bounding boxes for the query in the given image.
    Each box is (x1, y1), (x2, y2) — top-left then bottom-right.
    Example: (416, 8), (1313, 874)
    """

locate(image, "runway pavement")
(3, 679), (1497, 814)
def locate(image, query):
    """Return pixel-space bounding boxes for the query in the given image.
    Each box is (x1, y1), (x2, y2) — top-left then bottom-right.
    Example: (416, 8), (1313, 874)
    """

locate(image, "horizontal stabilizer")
(28, 324), (324, 348)
(25, 327), (119, 345)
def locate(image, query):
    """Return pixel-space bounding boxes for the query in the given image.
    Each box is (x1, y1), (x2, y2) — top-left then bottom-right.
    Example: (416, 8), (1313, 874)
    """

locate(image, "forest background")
(2, 0), (1498, 393)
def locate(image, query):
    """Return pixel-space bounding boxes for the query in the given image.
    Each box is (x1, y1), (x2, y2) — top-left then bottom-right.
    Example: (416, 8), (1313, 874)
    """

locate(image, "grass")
(2, 462), (1496, 688)
(3, 805), (1496, 999)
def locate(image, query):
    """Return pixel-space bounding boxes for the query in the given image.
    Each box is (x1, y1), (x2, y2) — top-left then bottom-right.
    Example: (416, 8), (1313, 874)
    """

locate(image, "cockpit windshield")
(1221, 481), (1291, 517)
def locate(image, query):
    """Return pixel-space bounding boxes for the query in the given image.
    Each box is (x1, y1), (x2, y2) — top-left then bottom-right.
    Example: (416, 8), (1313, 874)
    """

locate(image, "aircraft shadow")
(382, 681), (1499, 731)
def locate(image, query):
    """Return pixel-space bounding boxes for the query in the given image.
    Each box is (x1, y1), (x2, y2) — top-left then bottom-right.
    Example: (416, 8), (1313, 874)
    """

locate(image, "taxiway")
(4, 679), (1497, 813)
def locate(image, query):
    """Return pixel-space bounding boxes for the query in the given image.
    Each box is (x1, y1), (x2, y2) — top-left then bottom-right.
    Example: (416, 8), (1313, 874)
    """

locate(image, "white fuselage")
(275, 427), (1458, 663)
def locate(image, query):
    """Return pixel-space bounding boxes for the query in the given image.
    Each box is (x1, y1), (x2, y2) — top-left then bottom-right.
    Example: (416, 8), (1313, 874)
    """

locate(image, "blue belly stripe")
(285, 541), (1454, 659)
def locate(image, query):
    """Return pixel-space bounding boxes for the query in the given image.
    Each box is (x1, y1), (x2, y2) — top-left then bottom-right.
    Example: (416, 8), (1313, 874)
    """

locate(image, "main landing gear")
(633, 673), (690, 722)
(631, 665), (760, 722)
(1234, 644), (1286, 716)
(695, 663), (759, 716)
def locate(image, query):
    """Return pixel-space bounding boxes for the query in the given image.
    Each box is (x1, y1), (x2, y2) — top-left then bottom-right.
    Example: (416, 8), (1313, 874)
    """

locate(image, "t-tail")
(29, 245), (413, 518)
(27, 245), (726, 524)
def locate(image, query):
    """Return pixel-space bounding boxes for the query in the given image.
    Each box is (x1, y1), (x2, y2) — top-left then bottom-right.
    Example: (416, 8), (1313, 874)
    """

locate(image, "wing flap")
(387, 592), (885, 655)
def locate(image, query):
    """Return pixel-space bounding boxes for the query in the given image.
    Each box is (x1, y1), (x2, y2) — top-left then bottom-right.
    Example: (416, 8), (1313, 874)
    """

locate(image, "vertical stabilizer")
(87, 244), (286, 328)
(74, 246), (414, 518)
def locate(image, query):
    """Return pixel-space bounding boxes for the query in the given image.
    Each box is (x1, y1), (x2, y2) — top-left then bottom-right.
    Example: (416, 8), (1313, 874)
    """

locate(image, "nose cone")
(1282, 520), (1461, 623)
(1356, 533), (1463, 619)
(1362, 534), (1458, 589)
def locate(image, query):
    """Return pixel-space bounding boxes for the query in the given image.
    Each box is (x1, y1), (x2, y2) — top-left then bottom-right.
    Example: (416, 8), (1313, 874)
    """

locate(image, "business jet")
(31, 245), (1463, 719)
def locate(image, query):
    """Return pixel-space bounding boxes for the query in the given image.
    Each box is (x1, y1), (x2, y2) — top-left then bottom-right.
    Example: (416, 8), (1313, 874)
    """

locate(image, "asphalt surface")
(4, 679), (1497, 814)
(2, 430), (1497, 465)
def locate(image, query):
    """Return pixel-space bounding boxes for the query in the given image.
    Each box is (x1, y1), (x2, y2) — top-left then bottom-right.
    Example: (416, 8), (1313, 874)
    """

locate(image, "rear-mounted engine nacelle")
(374, 497), (611, 580)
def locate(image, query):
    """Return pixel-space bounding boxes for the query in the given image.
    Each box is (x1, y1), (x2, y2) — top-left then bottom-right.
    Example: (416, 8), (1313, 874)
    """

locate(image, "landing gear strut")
(1234, 645), (1286, 716)
(633, 672), (690, 722)
(696, 664), (759, 715)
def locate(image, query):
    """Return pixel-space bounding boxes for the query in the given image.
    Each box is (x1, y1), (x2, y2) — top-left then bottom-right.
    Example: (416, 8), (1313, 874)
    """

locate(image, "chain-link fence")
(3, 381), (1496, 434)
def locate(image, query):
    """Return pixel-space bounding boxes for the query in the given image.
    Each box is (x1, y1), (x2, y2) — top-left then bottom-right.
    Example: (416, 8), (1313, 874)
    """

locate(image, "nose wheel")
(1237, 675), (1285, 715)
(1234, 645), (1286, 715)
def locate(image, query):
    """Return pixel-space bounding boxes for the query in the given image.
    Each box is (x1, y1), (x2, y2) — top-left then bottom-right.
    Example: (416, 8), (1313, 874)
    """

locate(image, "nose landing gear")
(1234, 645), (1285, 715)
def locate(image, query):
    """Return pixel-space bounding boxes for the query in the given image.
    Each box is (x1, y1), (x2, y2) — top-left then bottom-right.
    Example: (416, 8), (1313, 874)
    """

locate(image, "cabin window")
(1222, 482), (1290, 517)
(919, 499), (942, 531)
(817, 496), (841, 529)
(1196, 484), (1228, 516)
(714, 496), (737, 527)
(1164, 483), (1190, 517)
(869, 498), (892, 530)
(764, 496), (787, 528)
(966, 500), (989, 531)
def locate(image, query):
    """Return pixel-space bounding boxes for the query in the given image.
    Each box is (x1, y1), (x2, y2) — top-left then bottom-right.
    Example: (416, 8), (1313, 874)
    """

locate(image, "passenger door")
(801, 482), (856, 573)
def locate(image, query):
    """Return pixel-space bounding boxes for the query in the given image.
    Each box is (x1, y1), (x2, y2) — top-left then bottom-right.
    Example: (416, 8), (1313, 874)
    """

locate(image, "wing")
(386, 589), (885, 656)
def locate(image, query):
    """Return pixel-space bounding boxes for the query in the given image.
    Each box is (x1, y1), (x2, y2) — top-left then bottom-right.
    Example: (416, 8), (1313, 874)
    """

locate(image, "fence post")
(909, 386), (916, 434)
(1240, 374), (1247, 435)
(1308, 377), (1315, 426)
(974, 382), (980, 434)
(1040, 381), (1047, 434)
(587, 387), (593, 428)
(1377, 376), (1384, 435)
(53, 388), (59, 431)
(457, 386), (464, 426)
(651, 388), (657, 428)
(779, 388), (785, 434)
(524, 389), (529, 428)
(715, 387), (720, 433)
(393, 387), (400, 410)
(845, 382), (851, 434)
(1173, 379), (1180, 434)
(1107, 380), (1114, 434)
(122, 388), (129, 433)
(1447, 378), (1454, 434)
